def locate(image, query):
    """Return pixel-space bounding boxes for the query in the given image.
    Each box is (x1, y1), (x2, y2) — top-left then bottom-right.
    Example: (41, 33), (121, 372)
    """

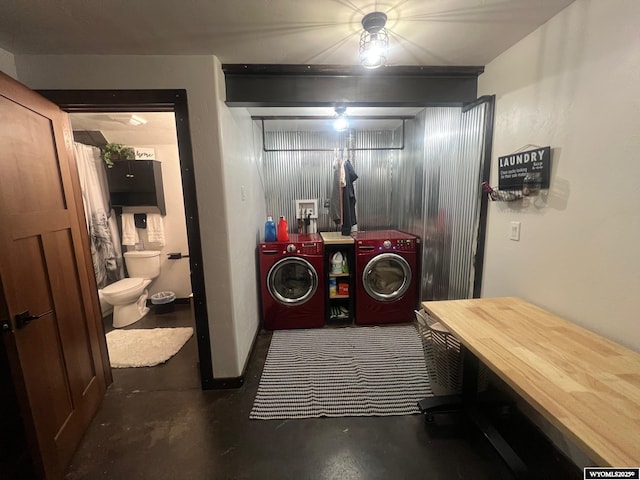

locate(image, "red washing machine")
(259, 233), (325, 330)
(353, 230), (420, 325)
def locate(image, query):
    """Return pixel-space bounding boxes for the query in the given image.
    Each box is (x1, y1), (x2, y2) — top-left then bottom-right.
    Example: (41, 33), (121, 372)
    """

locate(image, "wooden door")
(0, 72), (108, 479)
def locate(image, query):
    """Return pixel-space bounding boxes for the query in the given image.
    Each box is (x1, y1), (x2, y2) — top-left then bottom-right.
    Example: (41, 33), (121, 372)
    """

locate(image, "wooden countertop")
(320, 232), (354, 245)
(421, 297), (640, 467)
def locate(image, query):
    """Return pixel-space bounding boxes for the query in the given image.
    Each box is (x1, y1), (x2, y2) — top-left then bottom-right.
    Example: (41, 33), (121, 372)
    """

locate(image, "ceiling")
(69, 108), (422, 145)
(70, 112), (177, 146)
(26, 2), (576, 133)
(0, 0), (575, 66)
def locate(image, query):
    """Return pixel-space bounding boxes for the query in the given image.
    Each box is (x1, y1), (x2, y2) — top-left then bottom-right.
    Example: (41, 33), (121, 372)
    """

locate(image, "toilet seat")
(103, 278), (145, 296)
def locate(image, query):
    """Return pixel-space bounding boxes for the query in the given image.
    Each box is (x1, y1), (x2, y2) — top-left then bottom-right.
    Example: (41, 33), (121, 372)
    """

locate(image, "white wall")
(0, 47), (17, 79)
(479, 0), (640, 352)
(15, 55), (245, 378)
(479, 2), (640, 465)
(83, 122), (192, 299)
(213, 58), (264, 376)
(124, 145), (192, 299)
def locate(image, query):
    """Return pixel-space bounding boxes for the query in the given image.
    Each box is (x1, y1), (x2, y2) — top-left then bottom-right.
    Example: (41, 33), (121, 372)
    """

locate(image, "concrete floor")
(65, 305), (581, 479)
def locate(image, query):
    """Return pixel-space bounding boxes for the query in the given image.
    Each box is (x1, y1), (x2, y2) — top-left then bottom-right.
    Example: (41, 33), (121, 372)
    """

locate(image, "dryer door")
(267, 257), (318, 306)
(362, 253), (412, 302)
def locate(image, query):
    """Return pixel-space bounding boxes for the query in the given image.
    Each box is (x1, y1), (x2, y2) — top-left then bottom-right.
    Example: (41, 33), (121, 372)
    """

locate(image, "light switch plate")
(510, 221), (521, 241)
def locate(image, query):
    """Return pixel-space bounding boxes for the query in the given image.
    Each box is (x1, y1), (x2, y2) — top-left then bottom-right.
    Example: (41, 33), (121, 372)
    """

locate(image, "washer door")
(362, 253), (412, 302)
(267, 257), (318, 306)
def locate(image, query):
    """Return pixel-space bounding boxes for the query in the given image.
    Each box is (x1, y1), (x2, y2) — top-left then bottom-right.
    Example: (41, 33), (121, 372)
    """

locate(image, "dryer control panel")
(294, 241), (323, 255)
(389, 238), (416, 252)
(357, 238), (417, 252)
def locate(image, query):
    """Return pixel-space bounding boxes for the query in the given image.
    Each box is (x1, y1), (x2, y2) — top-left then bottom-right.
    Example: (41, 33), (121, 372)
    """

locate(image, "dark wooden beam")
(222, 64), (484, 107)
(36, 90), (187, 112)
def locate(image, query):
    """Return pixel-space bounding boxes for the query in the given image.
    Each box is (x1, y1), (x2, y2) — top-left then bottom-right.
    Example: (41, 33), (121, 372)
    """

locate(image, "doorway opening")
(40, 90), (214, 389)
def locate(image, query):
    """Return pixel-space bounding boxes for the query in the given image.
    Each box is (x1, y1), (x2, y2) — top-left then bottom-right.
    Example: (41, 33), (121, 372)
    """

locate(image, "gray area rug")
(250, 325), (432, 419)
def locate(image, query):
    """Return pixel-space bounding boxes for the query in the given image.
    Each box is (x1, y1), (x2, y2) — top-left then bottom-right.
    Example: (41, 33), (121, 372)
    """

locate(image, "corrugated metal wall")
(259, 128), (399, 231)
(392, 109), (427, 235)
(258, 106), (487, 301)
(448, 103), (487, 299)
(396, 108), (462, 301)
(260, 131), (334, 231)
(350, 130), (399, 230)
(395, 106), (487, 301)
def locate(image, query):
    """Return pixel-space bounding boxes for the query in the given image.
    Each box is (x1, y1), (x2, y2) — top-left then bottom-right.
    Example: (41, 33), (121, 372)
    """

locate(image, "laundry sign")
(498, 146), (551, 191)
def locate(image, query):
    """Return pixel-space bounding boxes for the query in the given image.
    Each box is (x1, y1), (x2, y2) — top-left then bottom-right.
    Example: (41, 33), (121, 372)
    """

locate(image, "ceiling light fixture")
(128, 114), (148, 126)
(333, 106), (349, 132)
(359, 12), (389, 69)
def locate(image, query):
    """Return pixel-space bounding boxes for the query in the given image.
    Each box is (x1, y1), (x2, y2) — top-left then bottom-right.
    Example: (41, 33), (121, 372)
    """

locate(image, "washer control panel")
(273, 242), (322, 255)
(260, 234), (323, 255)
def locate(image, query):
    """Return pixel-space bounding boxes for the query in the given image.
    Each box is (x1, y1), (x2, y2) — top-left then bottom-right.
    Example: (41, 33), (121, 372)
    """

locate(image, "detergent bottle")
(277, 216), (289, 242)
(264, 216), (277, 242)
(331, 251), (344, 274)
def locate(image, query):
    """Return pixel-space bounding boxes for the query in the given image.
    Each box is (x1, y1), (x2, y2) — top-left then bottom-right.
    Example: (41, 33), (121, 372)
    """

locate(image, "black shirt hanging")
(341, 160), (358, 235)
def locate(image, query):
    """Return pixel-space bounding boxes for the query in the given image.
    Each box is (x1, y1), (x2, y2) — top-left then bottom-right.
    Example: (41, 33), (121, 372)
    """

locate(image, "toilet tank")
(124, 250), (161, 279)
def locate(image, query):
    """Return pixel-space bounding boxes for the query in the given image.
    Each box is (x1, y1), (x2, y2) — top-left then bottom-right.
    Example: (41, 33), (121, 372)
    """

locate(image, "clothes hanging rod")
(263, 147), (404, 152)
(252, 115), (415, 121)
(259, 118), (406, 152)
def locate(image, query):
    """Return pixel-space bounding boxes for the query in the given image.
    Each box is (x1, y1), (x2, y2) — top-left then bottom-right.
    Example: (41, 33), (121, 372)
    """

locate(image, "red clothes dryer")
(259, 233), (325, 330)
(352, 230), (419, 325)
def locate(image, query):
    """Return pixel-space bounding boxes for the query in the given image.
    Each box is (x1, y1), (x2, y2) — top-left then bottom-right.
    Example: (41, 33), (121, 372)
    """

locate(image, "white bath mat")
(106, 327), (193, 368)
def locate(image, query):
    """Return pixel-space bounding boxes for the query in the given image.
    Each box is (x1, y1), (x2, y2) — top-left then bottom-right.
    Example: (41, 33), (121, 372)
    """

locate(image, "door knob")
(1, 319), (11, 332)
(15, 310), (52, 329)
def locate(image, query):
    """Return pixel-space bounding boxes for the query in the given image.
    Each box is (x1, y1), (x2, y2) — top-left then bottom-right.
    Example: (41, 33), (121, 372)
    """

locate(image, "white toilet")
(100, 250), (161, 328)
(97, 290), (113, 318)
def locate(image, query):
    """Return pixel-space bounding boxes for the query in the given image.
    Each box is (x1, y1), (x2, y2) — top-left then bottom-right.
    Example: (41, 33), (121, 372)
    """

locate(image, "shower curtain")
(74, 142), (124, 288)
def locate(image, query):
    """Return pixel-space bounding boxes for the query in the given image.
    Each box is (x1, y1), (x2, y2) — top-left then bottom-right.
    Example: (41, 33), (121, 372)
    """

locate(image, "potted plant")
(100, 143), (135, 167)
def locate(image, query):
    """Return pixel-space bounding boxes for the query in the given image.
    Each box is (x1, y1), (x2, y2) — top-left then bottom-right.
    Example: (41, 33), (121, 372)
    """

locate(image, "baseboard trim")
(205, 324), (260, 390)
(209, 376), (245, 389)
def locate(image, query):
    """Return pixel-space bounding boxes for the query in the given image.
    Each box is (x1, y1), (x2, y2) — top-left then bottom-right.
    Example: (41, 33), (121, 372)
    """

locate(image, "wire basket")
(415, 309), (487, 396)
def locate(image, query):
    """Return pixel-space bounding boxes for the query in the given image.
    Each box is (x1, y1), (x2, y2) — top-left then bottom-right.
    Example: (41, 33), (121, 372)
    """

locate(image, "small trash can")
(151, 291), (176, 314)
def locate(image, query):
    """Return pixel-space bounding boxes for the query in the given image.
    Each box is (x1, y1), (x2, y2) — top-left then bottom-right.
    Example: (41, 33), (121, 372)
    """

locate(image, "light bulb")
(334, 117), (349, 132)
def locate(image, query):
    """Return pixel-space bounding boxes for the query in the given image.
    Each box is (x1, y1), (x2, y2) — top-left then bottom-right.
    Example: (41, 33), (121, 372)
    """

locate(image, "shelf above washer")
(320, 232), (354, 245)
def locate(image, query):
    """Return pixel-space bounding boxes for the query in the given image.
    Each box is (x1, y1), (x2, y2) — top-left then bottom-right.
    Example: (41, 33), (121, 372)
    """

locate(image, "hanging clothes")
(340, 159), (359, 235)
(329, 151), (343, 226)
